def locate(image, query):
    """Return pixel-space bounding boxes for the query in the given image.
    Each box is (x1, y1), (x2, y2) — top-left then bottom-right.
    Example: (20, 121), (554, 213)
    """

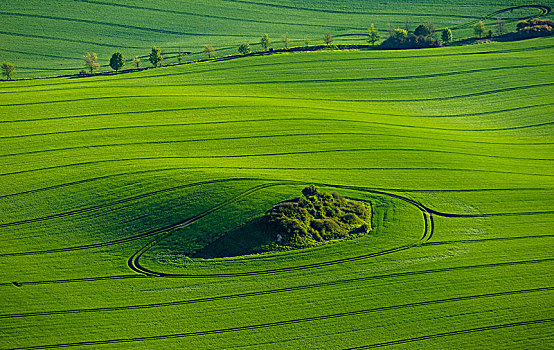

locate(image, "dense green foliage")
(109, 52), (124, 72)
(474, 20), (487, 38)
(260, 33), (271, 51)
(442, 27), (453, 43)
(148, 46), (163, 67)
(1, 61), (14, 80)
(195, 186), (372, 258)
(0, 5), (553, 348)
(238, 43), (252, 55)
(381, 30), (441, 49)
(264, 186), (371, 247)
(515, 18), (554, 38)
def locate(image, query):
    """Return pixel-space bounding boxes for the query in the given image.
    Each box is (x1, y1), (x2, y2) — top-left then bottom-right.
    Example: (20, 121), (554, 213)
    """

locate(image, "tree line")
(2, 18), (552, 80)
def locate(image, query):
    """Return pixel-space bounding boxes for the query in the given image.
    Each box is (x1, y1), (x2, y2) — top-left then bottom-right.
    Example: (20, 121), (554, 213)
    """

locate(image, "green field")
(1, 0), (553, 78)
(1, 1), (554, 349)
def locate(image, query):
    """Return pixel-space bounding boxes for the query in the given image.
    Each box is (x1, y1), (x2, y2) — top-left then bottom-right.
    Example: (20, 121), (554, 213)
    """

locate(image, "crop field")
(0, 0), (553, 77)
(1, 1), (554, 349)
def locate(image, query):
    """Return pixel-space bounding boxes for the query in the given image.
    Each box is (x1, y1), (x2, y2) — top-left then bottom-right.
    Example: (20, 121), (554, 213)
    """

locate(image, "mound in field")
(196, 186), (372, 258)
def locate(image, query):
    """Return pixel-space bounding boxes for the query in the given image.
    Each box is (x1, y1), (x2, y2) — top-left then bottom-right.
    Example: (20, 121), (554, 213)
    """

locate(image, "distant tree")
(109, 52), (124, 72)
(203, 45), (216, 58)
(238, 43), (251, 55)
(149, 46), (163, 67)
(474, 20), (486, 38)
(367, 24), (380, 45)
(496, 18), (506, 35)
(302, 185), (320, 197)
(487, 29), (493, 38)
(414, 22), (435, 37)
(1, 62), (15, 80)
(441, 28), (453, 44)
(132, 56), (141, 68)
(177, 48), (187, 63)
(83, 52), (99, 74)
(387, 23), (395, 37)
(283, 33), (291, 49)
(404, 18), (411, 32)
(324, 31), (333, 46)
(260, 34), (271, 51)
(414, 24), (430, 37)
(304, 36), (311, 46)
(393, 28), (408, 40)
(425, 22), (436, 36)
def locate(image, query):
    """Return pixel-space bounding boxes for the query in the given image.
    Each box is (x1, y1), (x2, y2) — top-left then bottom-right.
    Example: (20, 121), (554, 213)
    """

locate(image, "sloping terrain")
(0, 30), (553, 349)
(0, 0), (552, 77)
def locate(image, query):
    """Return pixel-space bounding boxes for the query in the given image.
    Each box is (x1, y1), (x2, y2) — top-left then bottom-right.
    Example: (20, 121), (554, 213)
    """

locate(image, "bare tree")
(178, 47), (187, 63)
(283, 33), (291, 49)
(496, 18), (506, 35)
(404, 18), (411, 32)
(324, 31), (333, 46)
(387, 23), (395, 37)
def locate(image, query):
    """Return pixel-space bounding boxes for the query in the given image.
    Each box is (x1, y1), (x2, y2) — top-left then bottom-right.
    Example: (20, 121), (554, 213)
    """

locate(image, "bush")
(302, 185), (320, 197)
(238, 43), (251, 55)
(517, 18), (554, 31)
(414, 24), (431, 37)
(380, 33), (441, 49)
(393, 28), (408, 40)
(515, 24), (553, 39)
(263, 187), (372, 248)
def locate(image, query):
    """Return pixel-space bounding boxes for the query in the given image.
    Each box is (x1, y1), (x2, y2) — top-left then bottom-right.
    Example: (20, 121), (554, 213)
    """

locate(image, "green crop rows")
(1, 1), (554, 349)
(1, 0), (552, 78)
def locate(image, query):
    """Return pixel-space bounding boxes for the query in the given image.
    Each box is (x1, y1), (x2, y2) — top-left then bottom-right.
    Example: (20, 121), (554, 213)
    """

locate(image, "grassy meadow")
(1, 1), (554, 349)
(1, 0), (552, 77)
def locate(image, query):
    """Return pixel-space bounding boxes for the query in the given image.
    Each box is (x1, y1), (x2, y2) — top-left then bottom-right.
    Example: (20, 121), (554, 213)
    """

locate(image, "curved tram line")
(126, 180), (436, 277)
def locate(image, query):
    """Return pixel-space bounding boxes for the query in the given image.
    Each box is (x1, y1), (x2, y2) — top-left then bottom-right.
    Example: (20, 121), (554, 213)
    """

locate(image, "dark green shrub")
(302, 185), (320, 197)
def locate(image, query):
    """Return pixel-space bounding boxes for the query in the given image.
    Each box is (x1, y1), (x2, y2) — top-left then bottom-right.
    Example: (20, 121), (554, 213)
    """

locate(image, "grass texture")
(0, 24), (553, 349)
(0, 0), (552, 77)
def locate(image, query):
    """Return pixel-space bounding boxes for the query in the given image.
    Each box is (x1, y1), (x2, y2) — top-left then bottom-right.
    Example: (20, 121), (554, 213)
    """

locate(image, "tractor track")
(125, 181), (435, 278)
(3, 143), (552, 161)
(2, 44), (553, 91)
(0, 178), (257, 229)
(2, 83), (552, 107)
(0, 103), (554, 126)
(8, 301), (553, 349)
(2, 257), (552, 288)
(1, 279), (550, 319)
(346, 318), (554, 349)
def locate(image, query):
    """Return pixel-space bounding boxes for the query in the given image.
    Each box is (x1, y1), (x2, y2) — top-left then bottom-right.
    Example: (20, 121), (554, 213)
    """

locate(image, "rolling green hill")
(0, 0), (552, 78)
(0, 11), (553, 350)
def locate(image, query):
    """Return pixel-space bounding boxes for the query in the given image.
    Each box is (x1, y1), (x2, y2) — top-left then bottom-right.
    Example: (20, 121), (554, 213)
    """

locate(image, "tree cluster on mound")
(263, 185), (371, 249)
